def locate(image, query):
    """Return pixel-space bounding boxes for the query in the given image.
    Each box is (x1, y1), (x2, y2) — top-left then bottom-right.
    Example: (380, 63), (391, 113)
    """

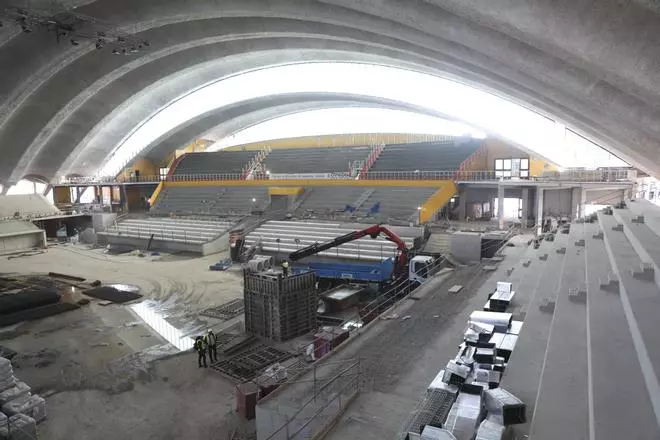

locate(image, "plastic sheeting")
(421, 425), (457, 439)
(0, 358), (16, 393)
(469, 311), (512, 332)
(0, 413), (37, 440)
(475, 419), (505, 440)
(3, 394), (46, 422)
(444, 393), (483, 440)
(0, 381), (30, 406)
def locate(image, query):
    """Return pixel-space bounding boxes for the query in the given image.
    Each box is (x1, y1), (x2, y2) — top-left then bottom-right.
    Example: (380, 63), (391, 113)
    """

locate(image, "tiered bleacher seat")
(101, 217), (234, 244)
(245, 221), (421, 261)
(151, 186), (269, 216)
(370, 140), (480, 172)
(173, 150), (257, 175)
(357, 187), (438, 221)
(294, 187), (368, 216)
(262, 147), (370, 174)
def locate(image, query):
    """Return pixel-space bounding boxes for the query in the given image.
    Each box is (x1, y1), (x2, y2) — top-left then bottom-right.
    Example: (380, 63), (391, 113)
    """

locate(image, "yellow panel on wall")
(529, 157), (558, 177)
(268, 187), (305, 196)
(419, 181), (457, 223)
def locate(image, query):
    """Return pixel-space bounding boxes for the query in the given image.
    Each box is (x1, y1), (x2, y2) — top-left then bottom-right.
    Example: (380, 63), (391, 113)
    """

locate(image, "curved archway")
(97, 62), (627, 177)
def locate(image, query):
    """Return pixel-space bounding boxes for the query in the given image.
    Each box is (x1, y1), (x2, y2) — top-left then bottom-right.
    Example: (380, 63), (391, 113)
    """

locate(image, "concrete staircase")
(423, 232), (451, 254)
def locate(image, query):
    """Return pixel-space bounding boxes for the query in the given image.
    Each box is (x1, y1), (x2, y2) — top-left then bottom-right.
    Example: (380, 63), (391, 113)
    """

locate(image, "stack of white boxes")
(0, 357), (45, 439)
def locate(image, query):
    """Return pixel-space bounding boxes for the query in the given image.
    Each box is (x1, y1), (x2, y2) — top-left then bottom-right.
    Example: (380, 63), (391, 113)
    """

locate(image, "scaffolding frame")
(244, 271), (317, 342)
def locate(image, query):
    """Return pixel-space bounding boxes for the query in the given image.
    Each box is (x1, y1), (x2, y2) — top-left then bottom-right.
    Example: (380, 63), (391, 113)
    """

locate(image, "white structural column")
(536, 187), (544, 234)
(459, 187), (468, 221)
(521, 187), (529, 227)
(572, 187), (582, 220)
(498, 184), (505, 229)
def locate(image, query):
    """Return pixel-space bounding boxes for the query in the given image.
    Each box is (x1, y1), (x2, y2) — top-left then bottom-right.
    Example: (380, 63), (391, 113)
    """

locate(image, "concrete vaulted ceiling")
(1, 0), (660, 184)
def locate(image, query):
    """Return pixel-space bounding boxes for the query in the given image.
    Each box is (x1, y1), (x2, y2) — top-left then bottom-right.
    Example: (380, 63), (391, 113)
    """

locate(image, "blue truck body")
(293, 258), (394, 283)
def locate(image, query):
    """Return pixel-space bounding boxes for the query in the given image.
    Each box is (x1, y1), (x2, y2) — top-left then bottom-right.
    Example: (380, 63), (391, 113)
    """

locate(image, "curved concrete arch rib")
(0, 0), (659, 181)
(92, 62), (631, 177)
(49, 46), (442, 182)
(139, 94), (436, 165)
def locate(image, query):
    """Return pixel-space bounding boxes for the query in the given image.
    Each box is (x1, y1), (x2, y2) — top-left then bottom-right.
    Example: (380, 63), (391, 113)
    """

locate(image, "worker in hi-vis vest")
(194, 336), (207, 368)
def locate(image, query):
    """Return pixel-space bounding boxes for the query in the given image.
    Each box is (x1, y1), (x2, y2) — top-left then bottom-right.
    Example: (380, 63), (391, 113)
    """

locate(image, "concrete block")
(538, 254), (548, 261)
(612, 223), (624, 232)
(632, 262), (654, 281)
(448, 285), (463, 294)
(599, 272), (620, 293)
(568, 287), (587, 304)
(592, 231), (604, 239)
(574, 239), (585, 247)
(556, 247), (566, 254)
(631, 215), (645, 224)
(539, 299), (555, 314)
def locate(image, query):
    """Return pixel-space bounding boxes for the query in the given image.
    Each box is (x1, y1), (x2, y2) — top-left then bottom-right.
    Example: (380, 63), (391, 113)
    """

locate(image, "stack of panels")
(243, 271), (317, 342)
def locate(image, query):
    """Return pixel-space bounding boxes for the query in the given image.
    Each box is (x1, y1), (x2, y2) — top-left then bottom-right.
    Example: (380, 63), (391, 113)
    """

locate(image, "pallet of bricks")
(0, 357), (45, 439)
(243, 270), (317, 342)
(402, 281), (525, 440)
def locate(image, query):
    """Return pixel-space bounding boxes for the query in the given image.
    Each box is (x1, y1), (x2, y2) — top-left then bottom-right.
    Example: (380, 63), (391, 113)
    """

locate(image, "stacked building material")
(401, 281), (526, 440)
(443, 393), (483, 440)
(475, 418), (506, 440)
(0, 357), (45, 438)
(420, 425), (457, 439)
(313, 326), (349, 359)
(243, 270), (317, 342)
(484, 388), (526, 425)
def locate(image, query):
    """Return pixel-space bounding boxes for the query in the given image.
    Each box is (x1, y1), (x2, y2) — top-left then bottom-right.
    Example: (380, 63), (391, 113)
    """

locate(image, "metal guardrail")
(56, 169), (635, 185)
(361, 169), (635, 182)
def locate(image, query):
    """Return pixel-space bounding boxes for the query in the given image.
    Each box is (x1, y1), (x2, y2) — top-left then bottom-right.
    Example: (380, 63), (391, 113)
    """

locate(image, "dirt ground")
(0, 244), (247, 440)
(0, 237), (526, 440)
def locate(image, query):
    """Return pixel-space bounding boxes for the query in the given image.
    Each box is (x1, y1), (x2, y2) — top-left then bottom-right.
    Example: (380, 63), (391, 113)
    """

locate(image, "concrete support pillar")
(459, 187), (468, 221)
(521, 188), (529, 227)
(571, 187), (582, 220)
(536, 188), (544, 235)
(497, 184), (504, 229)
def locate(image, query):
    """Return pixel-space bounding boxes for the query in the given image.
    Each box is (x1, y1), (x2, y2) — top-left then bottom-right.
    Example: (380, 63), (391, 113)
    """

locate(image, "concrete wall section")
(450, 231), (481, 263)
(0, 230), (45, 254)
(543, 188), (573, 217)
(584, 188), (625, 205)
(202, 230), (230, 256)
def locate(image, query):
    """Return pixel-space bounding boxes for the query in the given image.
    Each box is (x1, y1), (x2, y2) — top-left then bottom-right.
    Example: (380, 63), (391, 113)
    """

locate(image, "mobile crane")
(288, 224), (435, 284)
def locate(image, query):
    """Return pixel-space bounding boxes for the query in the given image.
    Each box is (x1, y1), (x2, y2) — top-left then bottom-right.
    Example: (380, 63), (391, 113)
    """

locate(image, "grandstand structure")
(52, 137), (634, 257)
